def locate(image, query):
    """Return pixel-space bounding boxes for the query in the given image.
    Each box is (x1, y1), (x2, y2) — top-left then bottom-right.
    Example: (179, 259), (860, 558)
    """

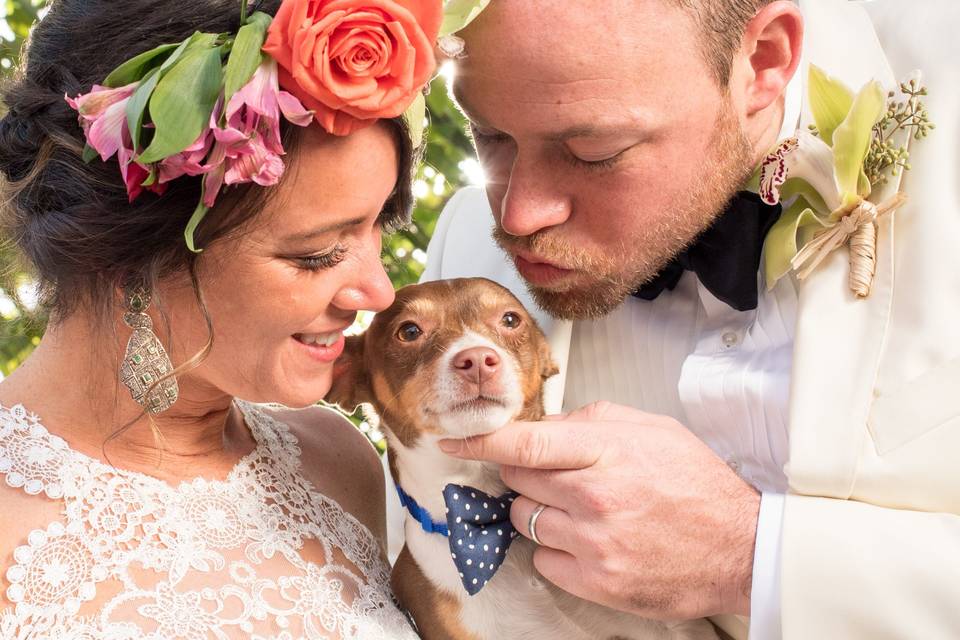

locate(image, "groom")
(417, 0), (960, 638)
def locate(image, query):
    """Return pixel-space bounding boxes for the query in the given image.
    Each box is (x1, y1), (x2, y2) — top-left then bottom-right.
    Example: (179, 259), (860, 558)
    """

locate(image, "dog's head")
(327, 278), (558, 446)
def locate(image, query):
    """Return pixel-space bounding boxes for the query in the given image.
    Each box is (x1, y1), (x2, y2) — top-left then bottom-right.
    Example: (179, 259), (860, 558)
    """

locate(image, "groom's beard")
(494, 101), (755, 321)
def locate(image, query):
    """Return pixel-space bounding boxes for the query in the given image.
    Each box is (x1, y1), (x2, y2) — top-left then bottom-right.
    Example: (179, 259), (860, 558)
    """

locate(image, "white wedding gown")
(0, 400), (420, 639)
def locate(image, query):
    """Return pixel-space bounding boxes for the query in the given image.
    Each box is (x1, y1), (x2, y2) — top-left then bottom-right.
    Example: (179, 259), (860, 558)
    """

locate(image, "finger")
(438, 421), (602, 469)
(500, 465), (582, 512)
(531, 546), (591, 600)
(541, 413), (567, 421)
(510, 494), (577, 552)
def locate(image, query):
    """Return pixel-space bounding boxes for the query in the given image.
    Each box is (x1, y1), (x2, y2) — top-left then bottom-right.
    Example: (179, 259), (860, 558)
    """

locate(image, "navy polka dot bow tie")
(443, 484), (519, 595)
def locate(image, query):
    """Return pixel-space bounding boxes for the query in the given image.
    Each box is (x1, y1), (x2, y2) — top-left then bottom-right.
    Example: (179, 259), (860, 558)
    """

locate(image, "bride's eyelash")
(295, 244), (348, 271)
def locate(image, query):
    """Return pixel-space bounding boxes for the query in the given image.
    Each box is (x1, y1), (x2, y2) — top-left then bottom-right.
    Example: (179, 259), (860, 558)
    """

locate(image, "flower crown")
(66, 0), (489, 252)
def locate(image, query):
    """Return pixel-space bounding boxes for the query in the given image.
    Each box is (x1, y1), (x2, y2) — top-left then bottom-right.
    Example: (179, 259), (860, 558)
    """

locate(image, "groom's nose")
(499, 160), (572, 237)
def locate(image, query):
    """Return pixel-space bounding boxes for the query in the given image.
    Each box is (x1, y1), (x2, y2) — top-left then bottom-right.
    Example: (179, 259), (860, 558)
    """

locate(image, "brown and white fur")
(328, 278), (718, 640)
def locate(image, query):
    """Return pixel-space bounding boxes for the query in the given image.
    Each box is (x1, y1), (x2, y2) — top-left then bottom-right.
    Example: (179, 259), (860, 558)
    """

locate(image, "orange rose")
(263, 0), (442, 136)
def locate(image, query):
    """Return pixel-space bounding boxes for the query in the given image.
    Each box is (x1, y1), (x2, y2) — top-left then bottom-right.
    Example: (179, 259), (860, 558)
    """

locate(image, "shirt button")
(721, 331), (741, 349)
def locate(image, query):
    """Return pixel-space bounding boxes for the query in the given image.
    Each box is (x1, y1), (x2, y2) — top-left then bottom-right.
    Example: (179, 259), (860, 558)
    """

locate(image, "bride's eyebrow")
(279, 216), (367, 243)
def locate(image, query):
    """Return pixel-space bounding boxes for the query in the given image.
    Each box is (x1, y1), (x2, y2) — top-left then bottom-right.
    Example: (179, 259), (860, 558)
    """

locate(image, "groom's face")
(454, 0), (756, 320)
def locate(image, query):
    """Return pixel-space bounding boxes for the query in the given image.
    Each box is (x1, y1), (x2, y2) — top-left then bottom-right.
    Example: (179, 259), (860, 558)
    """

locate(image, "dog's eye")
(397, 322), (423, 342)
(501, 312), (522, 329)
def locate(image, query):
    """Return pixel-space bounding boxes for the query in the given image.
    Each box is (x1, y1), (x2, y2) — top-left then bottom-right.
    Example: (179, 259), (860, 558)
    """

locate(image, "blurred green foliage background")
(0, 0), (478, 392)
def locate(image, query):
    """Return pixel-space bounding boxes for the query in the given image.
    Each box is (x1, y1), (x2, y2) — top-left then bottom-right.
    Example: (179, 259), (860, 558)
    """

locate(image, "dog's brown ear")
(538, 338), (560, 379)
(326, 335), (371, 412)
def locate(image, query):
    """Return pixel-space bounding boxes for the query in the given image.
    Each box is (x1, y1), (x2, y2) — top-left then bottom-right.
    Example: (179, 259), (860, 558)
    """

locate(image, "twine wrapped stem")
(791, 193), (908, 297)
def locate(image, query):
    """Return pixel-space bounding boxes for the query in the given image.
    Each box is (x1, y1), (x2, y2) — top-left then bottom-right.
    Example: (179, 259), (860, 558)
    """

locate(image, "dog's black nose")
(452, 347), (501, 384)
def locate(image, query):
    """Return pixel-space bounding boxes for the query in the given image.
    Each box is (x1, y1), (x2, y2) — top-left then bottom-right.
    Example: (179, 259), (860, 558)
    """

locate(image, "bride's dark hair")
(0, 0), (416, 326)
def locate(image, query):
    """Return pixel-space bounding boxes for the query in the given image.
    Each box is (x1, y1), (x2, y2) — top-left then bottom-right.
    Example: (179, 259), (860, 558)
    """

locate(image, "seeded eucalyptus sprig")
(864, 79), (935, 187)
(805, 78), (935, 189)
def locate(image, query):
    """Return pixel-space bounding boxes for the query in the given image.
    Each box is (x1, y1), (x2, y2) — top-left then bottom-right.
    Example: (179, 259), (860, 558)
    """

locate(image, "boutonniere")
(759, 65), (935, 297)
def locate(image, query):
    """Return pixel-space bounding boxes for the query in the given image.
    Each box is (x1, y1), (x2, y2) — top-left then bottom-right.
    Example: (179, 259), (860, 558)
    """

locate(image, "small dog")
(328, 278), (718, 640)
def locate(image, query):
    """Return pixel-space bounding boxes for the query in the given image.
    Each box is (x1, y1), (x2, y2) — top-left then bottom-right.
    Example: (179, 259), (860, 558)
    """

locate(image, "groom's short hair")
(674, 0), (777, 86)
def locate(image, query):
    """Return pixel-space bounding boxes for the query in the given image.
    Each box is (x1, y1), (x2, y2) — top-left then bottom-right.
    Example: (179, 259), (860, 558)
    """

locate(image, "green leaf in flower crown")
(404, 92), (427, 148)
(82, 143), (99, 164)
(440, 0), (490, 37)
(126, 67), (161, 151)
(185, 191), (209, 253)
(832, 79), (884, 204)
(158, 32), (222, 73)
(138, 46), (225, 165)
(763, 198), (828, 288)
(141, 166), (158, 187)
(808, 64), (854, 147)
(223, 11), (272, 106)
(104, 43), (180, 88)
(123, 32), (222, 152)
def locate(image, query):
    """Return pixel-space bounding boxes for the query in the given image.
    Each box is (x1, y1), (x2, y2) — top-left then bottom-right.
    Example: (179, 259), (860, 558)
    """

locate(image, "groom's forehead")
(456, 0), (701, 76)
(452, 50), (717, 139)
(452, 1), (713, 122)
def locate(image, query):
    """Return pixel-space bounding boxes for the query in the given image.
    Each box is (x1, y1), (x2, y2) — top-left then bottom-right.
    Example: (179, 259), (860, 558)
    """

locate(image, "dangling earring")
(118, 285), (179, 414)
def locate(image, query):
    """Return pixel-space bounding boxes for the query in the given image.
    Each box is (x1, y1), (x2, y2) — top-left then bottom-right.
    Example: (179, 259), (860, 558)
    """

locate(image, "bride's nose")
(331, 244), (396, 314)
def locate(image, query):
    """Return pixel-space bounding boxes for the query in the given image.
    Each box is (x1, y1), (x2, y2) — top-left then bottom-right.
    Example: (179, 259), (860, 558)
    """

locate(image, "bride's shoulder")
(254, 403), (387, 544)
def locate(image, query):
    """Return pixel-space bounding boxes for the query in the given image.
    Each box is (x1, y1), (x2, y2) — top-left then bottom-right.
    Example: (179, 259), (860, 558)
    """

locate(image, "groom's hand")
(439, 401), (760, 620)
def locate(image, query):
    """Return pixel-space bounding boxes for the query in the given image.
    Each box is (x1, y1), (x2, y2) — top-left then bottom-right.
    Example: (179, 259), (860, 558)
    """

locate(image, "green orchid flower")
(761, 64), (886, 288)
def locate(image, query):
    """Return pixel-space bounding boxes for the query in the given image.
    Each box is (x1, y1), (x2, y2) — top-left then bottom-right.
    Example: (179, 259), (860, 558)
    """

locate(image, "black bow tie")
(632, 191), (782, 312)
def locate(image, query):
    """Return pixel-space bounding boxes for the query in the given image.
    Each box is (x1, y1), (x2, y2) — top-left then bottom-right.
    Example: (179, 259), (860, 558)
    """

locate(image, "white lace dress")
(0, 400), (420, 639)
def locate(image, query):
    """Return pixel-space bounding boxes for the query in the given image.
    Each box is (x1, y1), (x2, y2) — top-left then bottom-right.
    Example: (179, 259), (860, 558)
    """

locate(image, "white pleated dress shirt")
(564, 272), (794, 639)
(560, 68), (804, 638)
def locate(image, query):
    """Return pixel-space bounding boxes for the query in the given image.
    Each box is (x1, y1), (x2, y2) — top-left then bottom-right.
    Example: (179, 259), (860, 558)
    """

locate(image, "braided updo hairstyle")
(0, 0), (415, 325)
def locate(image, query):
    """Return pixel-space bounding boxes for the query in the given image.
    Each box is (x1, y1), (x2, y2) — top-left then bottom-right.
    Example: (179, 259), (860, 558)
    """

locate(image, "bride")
(0, 0), (442, 637)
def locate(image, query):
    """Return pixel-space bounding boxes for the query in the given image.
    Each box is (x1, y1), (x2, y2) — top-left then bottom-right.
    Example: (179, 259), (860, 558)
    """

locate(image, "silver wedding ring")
(528, 503), (547, 546)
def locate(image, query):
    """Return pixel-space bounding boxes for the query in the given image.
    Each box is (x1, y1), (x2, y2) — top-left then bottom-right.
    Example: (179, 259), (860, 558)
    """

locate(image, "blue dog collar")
(396, 484), (450, 537)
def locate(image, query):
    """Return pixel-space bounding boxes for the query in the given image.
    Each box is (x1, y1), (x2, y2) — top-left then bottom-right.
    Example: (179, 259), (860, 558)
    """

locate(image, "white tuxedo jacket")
(420, 0), (960, 637)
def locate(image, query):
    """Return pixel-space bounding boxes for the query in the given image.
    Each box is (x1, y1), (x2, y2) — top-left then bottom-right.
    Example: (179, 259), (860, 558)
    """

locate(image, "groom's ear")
(734, 1), (804, 116)
(326, 335), (371, 412)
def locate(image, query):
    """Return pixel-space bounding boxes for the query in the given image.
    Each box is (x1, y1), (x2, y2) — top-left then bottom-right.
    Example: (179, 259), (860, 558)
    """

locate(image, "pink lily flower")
(67, 82), (169, 203)
(66, 83), (137, 162)
(67, 59), (312, 211)
(224, 58), (314, 154)
(202, 59), (312, 208)
(118, 144), (167, 202)
(158, 130), (215, 184)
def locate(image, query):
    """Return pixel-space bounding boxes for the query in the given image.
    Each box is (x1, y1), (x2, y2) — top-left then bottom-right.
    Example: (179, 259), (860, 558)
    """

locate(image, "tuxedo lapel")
(786, 0), (899, 498)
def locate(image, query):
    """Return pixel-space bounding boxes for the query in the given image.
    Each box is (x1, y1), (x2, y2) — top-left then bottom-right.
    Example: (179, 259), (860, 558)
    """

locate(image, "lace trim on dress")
(0, 400), (417, 639)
